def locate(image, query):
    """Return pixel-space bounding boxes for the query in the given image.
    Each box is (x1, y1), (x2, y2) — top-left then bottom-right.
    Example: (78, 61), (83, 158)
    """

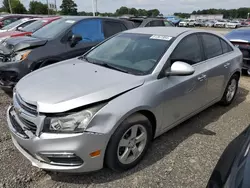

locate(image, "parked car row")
(178, 18), (250, 28)
(0, 13), (243, 174)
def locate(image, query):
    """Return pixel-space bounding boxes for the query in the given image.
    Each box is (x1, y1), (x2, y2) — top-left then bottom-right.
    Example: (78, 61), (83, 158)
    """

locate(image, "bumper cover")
(7, 106), (108, 173)
(0, 60), (29, 89)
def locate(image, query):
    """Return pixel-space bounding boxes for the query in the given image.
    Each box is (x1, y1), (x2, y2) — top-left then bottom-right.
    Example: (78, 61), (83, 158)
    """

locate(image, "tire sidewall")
(105, 114), (152, 171)
(221, 75), (239, 105)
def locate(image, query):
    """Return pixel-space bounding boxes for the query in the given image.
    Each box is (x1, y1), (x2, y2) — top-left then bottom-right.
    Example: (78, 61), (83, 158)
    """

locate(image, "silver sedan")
(7, 27), (242, 173)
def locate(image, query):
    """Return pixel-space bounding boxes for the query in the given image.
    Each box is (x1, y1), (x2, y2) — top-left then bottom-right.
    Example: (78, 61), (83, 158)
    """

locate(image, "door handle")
(197, 74), (206, 81)
(224, 63), (230, 68)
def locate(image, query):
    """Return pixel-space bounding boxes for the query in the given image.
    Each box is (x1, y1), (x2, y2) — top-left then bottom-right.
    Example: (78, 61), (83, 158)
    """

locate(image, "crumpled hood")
(5, 36), (47, 52)
(16, 58), (145, 113)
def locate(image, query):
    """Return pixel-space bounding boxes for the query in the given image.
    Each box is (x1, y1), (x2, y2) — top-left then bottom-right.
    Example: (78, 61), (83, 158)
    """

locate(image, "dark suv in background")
(0, 16), (135, 90)
(120, 17), (174, 27)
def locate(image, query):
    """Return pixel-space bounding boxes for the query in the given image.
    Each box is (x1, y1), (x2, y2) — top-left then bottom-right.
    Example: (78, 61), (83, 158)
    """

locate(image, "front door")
(159, 34), (209, 131)
(65, 19), (105, 59)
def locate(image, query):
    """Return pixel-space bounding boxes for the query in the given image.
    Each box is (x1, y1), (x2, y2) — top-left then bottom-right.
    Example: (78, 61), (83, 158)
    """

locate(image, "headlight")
(45, 104), (106, 133)
(13, 50), (31, 61)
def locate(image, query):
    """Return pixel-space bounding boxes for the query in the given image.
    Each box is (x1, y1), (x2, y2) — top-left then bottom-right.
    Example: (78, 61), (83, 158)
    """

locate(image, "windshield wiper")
(79, 56), (129, 73)
(97, 62), (129, 73)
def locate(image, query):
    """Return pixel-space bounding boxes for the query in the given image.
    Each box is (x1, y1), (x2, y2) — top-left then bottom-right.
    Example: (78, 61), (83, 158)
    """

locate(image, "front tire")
(105, 113), (152, 172)
(220, 74), (239, 106)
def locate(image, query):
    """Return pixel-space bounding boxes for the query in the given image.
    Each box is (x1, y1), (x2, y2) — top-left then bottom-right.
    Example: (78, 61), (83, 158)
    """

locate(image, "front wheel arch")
(104, 112), (153, 171)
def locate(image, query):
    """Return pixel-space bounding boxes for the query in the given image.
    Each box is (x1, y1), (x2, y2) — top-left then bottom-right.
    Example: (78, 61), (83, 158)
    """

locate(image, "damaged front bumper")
(0, 60), (28, 90)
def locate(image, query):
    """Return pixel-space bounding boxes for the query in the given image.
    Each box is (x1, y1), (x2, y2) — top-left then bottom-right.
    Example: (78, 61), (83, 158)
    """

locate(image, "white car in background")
(214, 20), (228, 28)
(179, 19), (195, 27)
(226, 21), (241, 29)
(0, 18), (38, 32)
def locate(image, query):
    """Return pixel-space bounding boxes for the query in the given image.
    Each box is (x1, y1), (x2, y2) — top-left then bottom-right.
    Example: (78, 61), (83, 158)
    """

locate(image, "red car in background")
(0, 14), (41, 28)
(0, 16), (61, 42)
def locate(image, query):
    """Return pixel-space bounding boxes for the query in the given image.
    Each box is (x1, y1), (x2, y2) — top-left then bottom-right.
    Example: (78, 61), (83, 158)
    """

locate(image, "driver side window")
(170, 34), (203, 65)
(71, 19), (105, 43)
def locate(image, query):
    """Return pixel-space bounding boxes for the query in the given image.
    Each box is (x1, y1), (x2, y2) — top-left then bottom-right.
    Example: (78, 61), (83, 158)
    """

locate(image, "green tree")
(147, 9), (160, 17)
(129, 8), (138, 16)
(29, 1), (48, 14)
(2, 0), (26, 13)
(115, 6), (129, 16)
(138, 9), (147, 16)
(60, 0), (77, 15)
(13, 0), (26, 13)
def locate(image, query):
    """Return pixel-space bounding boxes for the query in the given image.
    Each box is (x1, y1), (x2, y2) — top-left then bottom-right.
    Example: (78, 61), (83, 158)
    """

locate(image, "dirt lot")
(1, 27), (249, 188)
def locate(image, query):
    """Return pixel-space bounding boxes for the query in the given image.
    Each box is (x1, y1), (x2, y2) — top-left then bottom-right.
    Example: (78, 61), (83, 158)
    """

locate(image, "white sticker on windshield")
(66, 20), (75, 24)
(150, 35), (172, 41)
(42, 20), (48, 23)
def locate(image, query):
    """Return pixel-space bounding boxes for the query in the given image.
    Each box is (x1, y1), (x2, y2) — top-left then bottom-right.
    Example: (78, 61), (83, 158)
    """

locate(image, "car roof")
(59, 16), (126, 21)
(41, 16), (61, 21)
(124, 27), (191, 37)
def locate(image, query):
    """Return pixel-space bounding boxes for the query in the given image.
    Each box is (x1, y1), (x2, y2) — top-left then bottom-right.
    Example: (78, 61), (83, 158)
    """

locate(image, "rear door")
(65, 19), (105, 59)
(200, 33), (234, 104)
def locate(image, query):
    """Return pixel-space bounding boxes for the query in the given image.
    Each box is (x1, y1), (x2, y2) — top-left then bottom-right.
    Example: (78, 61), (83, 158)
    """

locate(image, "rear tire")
(105, 113), (152, 172)
(220, 74), (239, 106)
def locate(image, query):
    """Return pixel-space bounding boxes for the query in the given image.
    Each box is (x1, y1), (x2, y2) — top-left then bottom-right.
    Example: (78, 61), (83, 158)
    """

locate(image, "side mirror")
(165, 61), (195, 76)
(69, 34), (82, 47)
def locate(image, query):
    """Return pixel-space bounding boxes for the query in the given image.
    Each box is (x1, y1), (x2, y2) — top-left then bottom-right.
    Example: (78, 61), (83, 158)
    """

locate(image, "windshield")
(32, 18), (74, 39)
(85, 33), (173, 75)
(21, 19), (47, 32)
(1, 19), (24, 30)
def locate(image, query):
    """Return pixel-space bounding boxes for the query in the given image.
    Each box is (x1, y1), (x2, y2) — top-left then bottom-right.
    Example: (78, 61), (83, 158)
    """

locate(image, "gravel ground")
(0, 76), (250, 188)
(0, 28), (247, 188)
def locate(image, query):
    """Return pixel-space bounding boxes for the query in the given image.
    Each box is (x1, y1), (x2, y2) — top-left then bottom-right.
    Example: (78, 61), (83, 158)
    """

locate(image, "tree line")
(0, 0), (161, 17)
(174, 8), (250, 19)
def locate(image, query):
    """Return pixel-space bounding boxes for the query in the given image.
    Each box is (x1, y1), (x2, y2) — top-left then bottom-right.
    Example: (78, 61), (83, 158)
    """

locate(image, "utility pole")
(247, 13), (250, 19)
(47, 0), (49, 15)
(92, 0), (95, 16)
(54, 0), (57, 14)
(8, 0), (12, 14)
(95, 0), (98, 15)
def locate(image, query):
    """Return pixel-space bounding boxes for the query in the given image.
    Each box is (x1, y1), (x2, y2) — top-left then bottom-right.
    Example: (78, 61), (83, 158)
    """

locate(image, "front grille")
(18, 115), (36, 134)
(16, 94), (37, 116)
(9, 110), (28, 138)
(13, 93), (38, 135)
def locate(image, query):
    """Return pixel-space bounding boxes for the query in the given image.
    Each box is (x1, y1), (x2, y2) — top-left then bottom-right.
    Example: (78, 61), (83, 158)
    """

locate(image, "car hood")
(16, 58), (145, 113)
(0, 35), (47, 55)
(5, 36), (47, 52)
(225, 30), (250, 43)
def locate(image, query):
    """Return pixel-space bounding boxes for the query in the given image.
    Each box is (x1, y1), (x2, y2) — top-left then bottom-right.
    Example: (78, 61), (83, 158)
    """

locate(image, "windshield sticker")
(42, 20), (48, 23)
(150, 35), (172, 41)
(65, 20), (76, 24)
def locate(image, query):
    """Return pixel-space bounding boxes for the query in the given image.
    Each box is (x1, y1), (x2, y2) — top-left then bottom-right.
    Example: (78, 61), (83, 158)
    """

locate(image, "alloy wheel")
(117, 124), (147, 165)
(226, 78), (237, 102)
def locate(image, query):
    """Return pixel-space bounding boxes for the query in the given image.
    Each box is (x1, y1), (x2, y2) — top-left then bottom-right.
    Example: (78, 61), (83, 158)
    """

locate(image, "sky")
(2, 0), (250, 15)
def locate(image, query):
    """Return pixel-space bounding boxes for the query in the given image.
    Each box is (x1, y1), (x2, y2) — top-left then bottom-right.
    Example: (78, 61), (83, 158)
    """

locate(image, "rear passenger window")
(221, 39), (233, 53)
(202, 34), (223, 59)
(146, 20), (165, 27)
(170, 34), (202, 65)
(72, 19), (104, 43)
(103, 21), (127, 38)
(19, 20), (36, 28)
